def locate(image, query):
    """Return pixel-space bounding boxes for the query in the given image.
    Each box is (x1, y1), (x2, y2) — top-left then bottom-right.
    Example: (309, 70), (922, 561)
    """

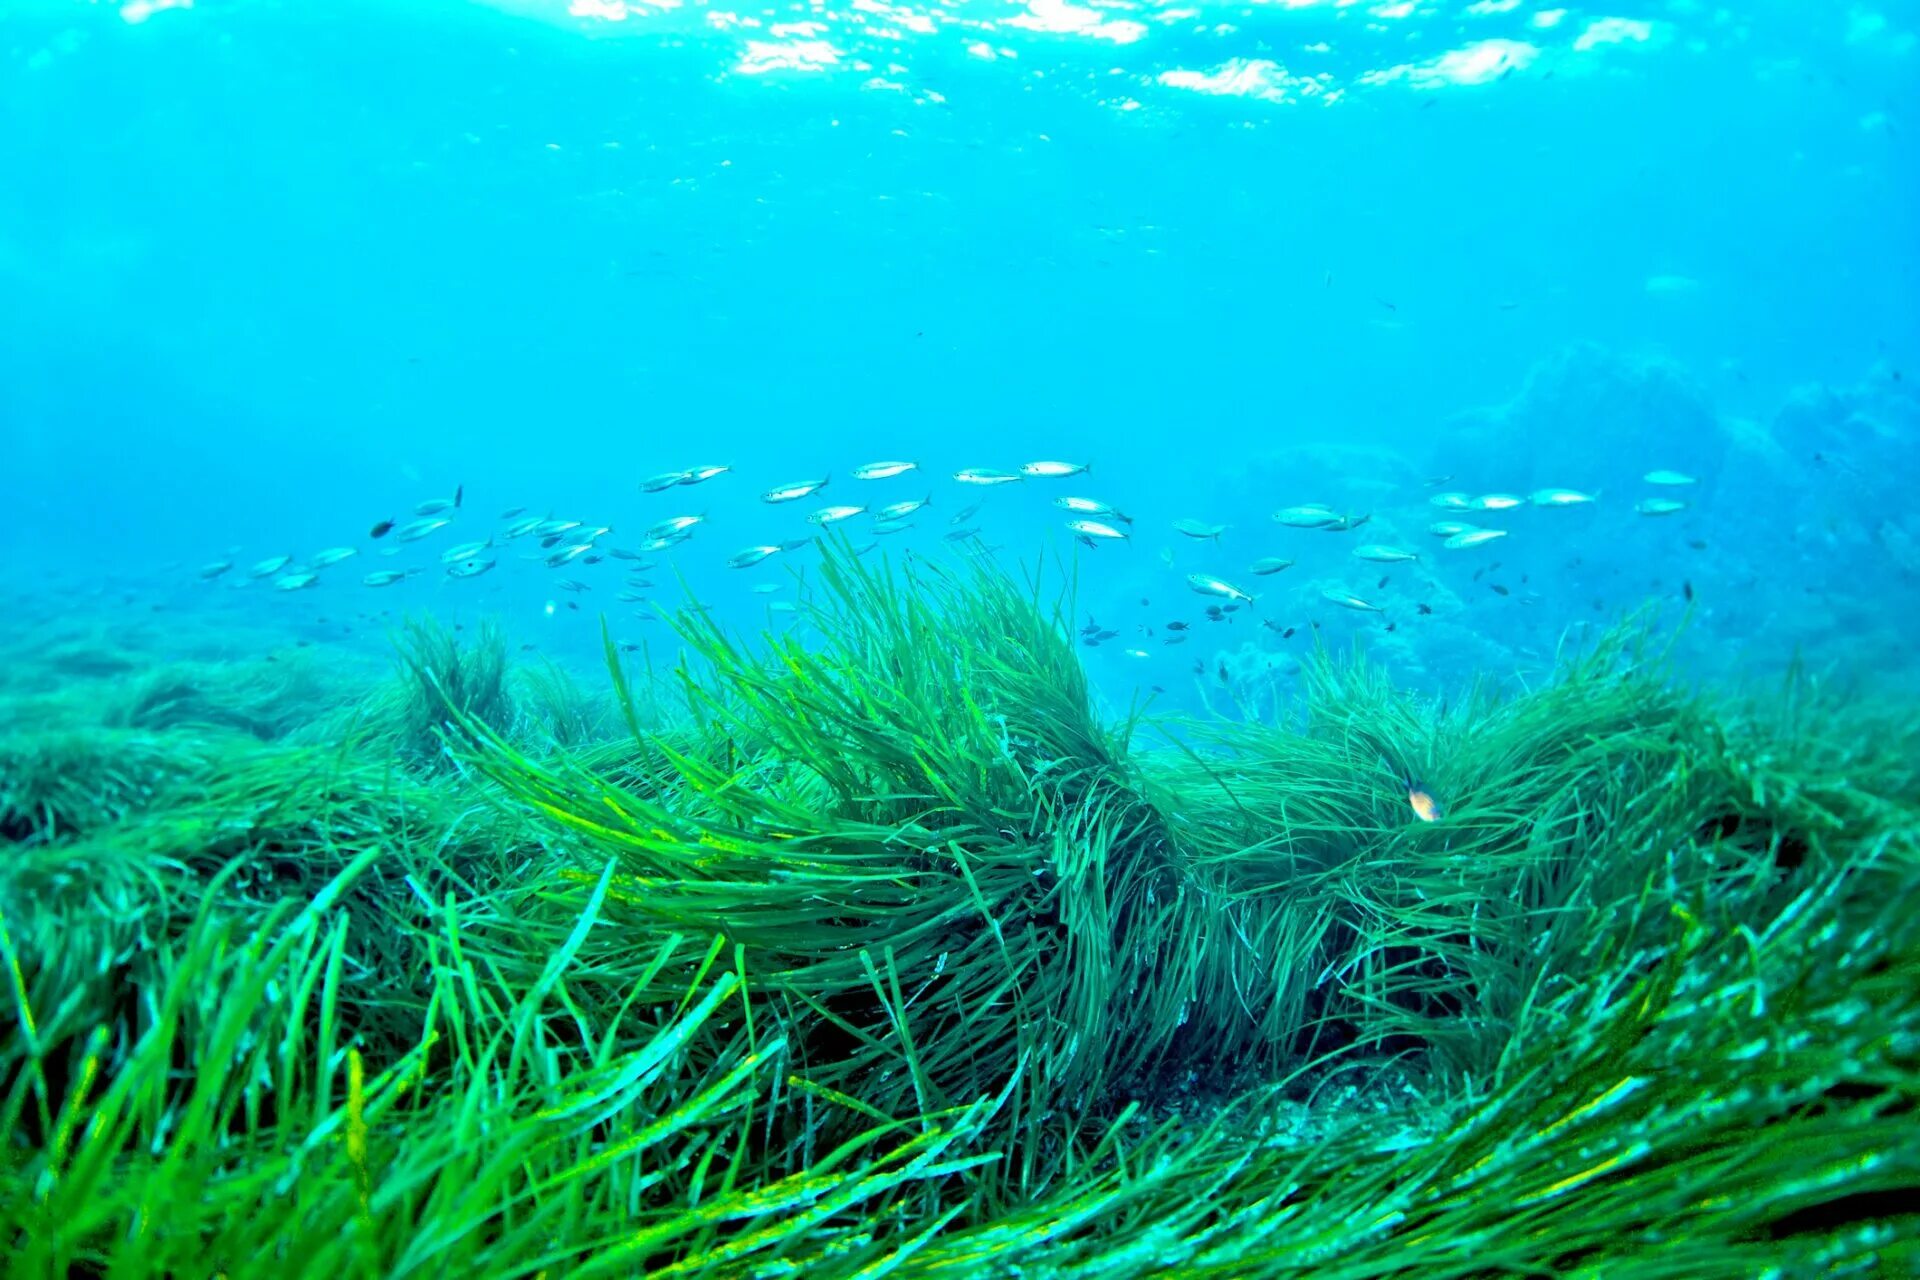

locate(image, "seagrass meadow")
(2, 545), (1917, 1279)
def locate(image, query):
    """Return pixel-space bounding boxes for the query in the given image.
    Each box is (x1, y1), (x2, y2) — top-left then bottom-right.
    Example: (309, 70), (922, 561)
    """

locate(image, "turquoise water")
(4, 10), (1920, 1275)
(3, 0), (1916, 703)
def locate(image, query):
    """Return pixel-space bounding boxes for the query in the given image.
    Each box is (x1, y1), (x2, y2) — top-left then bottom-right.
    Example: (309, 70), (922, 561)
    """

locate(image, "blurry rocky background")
(1065, 344), (1919, 715)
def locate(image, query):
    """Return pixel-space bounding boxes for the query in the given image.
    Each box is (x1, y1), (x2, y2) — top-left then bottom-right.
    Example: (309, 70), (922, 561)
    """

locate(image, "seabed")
(2, 545), (1915, 1278)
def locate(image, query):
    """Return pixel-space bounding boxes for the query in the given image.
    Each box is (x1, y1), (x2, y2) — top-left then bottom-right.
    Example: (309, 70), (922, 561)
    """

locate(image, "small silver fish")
(1643, 470), (1697, 486)
(944, 526), (981, 541)
(249, 555), (293, 577)
(273, 572), (320, 591)
(414, 497), (457, 515)
(679, 465), (730, 485)
(1428, 492), (1475, 511)
(1529, 488), (1597, 507)
(728, 545), (783, 568)
(1321, 588), (1383, 612)
(1249, 557), (1295, 575)
(763, 477), (830, 504)
(534, 519), (582, 537)
(1187, 573), (1254, 604)
(309, 547), (358, 567)
(198, 561), (233, 579)
(1351, 544), (1419, 563)
(852, 460), (918, 481)
(1428, 521), (1481, 538)
(440, 539), (493, 564)
(1172, 519), (1227, 541)
(555, 578), (591, 592)
(1054, 496), (1131, 522)
(645, 515), (705, 539)
(446, 557), (496, 579)
(547, 544), (594, 567)
(875, 496), (932, 520)
(363, 569), (414, 586)
(499, 506), (527, 519)
(873, 518), (916, 535)
(951, 500), (986, 524)
(954, 467), (1023, 486)
(808, 505), (866, 525)
(1019, 460), (1088, 478)
(1066, 518), (1129, 541)
(1443, 529), (1510, 549)
(749, 582), (781, 594)
(502, 516), (544, 539)
(1273, 505), (1343, 529)
(642, 471), (691, 492)
(1635, 498), (1688, 516)
(1469, 493), (1524, 511)
(396, 517), (453, 542)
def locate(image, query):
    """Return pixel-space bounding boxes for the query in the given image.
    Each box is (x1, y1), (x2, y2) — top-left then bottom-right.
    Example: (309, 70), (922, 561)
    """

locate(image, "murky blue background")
(4, 0), (1915, 707)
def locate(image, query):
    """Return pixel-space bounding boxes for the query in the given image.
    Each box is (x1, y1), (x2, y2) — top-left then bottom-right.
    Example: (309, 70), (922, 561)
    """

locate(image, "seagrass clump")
(1, 546), (1913, 1278)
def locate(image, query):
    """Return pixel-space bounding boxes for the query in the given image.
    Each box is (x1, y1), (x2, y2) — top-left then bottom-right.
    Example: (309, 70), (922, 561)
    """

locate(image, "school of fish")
(192, 462), (1701, 659)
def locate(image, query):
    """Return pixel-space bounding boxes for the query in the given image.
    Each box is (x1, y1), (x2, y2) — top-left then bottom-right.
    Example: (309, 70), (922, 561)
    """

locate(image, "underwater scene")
(3, 0), (1919, 1275)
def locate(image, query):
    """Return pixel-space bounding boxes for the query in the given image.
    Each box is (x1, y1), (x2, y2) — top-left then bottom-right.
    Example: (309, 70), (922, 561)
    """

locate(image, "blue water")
(4, 0), (1917, 707)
